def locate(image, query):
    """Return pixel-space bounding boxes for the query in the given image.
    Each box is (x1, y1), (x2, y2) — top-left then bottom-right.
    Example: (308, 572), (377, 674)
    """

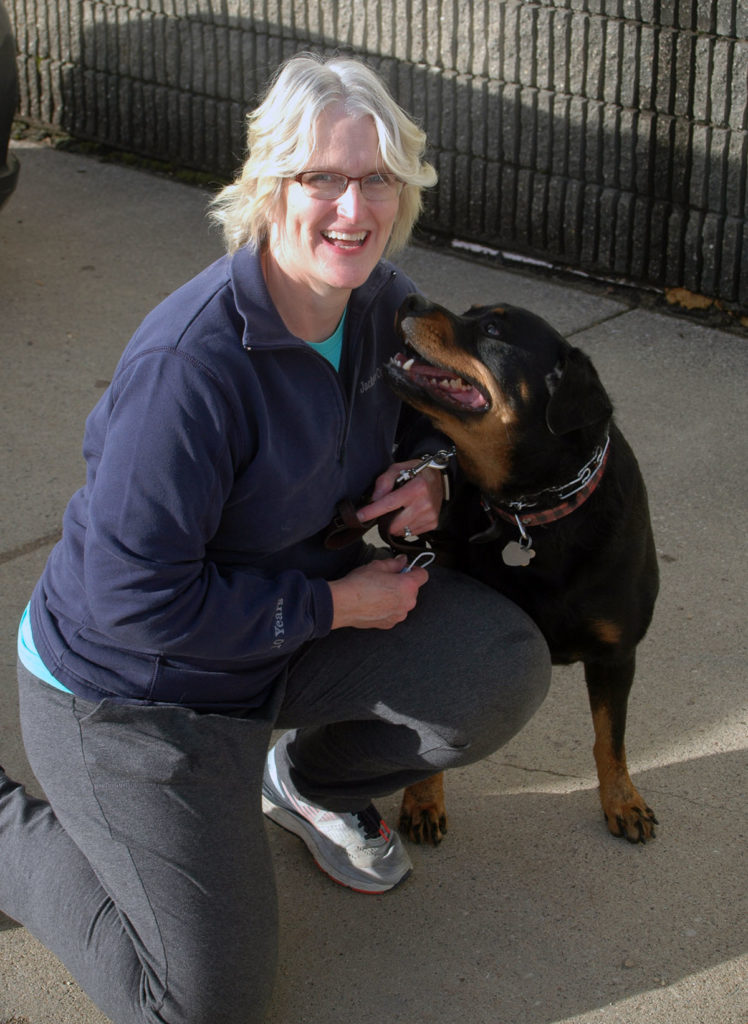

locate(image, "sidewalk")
(0, 140), (745, 1024)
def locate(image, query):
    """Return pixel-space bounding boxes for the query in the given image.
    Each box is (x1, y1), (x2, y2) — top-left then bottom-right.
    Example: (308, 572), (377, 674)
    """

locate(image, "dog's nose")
(401, 293), (433, 315)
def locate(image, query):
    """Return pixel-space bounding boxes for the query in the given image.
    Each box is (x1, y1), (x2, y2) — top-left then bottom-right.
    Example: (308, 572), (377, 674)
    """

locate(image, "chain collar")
(475, 434), (611, 539)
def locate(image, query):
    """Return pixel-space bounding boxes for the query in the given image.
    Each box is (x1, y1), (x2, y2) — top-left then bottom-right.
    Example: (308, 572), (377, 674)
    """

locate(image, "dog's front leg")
(585, 656), (658, 842)
(399, 773), (448, 845)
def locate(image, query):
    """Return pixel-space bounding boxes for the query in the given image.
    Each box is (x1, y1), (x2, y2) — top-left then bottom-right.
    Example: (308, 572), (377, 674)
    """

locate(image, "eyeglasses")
(293, 171), (404, 202)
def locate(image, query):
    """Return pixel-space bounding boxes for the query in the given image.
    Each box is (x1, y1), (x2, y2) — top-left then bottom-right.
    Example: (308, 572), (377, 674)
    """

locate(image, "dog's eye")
(483, 322), (502, 338)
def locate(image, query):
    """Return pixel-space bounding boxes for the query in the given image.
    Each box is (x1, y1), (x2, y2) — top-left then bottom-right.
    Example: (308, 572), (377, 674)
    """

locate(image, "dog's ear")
(545, 346), (613, 435)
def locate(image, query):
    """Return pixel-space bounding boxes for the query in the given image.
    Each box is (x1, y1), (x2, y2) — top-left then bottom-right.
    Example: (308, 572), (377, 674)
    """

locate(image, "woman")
(0, 54), (550, 1024)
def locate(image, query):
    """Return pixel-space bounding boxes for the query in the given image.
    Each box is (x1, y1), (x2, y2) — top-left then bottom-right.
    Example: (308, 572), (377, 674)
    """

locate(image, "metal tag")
(502, 539), (536, 567)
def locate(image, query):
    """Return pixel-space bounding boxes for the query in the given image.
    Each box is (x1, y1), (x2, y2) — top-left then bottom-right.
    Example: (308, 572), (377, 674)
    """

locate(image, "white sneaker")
(262, 741), (412, 894)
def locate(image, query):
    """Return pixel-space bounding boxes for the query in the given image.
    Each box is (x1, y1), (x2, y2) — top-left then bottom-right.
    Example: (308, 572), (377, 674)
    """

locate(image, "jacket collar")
(229, 245), (396, 352)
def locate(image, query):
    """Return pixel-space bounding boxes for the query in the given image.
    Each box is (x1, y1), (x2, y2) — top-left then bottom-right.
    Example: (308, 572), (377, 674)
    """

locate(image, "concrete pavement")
(0, 140), (746, 1024)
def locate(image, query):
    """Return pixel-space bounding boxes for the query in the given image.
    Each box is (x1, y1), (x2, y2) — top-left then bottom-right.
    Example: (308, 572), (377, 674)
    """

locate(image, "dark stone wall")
(8, 1), (747, 306)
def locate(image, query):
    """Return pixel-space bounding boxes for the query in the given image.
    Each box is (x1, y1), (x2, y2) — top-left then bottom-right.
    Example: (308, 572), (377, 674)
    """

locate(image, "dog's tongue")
(434, 380), (487, 409)
(393, 353), (486, 409)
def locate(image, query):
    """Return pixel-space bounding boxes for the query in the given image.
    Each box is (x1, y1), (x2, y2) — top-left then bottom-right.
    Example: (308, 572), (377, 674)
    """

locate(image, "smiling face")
(266, 104), (400, 313)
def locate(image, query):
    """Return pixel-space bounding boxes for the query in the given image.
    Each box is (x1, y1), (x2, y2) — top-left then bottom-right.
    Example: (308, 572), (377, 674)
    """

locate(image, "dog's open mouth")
(388, 349), (490, 412)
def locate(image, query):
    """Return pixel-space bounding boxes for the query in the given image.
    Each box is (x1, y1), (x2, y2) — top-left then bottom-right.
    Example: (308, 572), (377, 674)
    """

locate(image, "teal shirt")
(18, 605), (72, 693)
(308, 309), (346, 369)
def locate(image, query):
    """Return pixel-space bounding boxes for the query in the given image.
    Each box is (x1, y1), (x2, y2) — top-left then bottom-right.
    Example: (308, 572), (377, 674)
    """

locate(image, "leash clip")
(395, 446), (456, 485)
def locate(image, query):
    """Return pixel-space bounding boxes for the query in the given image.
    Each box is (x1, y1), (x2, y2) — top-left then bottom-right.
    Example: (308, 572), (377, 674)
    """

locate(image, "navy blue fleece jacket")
(29, 246), (436, 709)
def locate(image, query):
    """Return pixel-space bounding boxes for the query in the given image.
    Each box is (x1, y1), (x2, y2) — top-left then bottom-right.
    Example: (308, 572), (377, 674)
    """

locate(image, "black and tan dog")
(386, 293), (659, 845)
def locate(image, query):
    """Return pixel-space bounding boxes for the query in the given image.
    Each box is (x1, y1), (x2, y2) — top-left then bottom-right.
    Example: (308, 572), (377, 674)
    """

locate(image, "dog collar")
(470, 436), (611, 555)
(491, 435), (610, 527)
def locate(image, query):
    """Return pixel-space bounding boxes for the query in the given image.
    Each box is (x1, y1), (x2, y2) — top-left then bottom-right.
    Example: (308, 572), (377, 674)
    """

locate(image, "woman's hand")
(355, 462), (444, 539)
(328, 556), (429, 630)
(327, 458), (443, 630)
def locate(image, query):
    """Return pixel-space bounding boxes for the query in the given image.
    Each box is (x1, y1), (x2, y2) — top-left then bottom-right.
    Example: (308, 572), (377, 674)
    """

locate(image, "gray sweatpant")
(0, 566), (550, 1024)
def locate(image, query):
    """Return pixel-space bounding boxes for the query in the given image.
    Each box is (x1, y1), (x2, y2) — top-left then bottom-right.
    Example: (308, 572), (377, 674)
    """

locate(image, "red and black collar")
(471, 435), (610, 543)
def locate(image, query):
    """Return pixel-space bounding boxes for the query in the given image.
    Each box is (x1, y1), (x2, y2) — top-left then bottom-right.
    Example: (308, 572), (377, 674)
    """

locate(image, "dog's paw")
(399, 776), (448, 845)
(399, 803), (448, 846)
(603, 796), (658, 843)
(598, 766), (658, 843)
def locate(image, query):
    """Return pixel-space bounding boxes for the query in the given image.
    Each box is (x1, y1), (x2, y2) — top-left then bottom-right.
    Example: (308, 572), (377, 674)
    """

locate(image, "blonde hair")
(210, 53), (437, 255)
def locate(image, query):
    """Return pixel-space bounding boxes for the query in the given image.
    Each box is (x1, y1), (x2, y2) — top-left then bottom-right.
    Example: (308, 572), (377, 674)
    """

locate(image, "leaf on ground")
(665, 287), (714, 310)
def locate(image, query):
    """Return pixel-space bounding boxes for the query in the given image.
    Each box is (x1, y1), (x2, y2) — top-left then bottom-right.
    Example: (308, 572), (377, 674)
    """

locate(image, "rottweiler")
(385, 293), (659, 845)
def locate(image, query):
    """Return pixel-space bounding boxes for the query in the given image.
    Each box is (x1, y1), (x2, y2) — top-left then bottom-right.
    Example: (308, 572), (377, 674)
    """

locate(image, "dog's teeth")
(403, 358), (414, 371)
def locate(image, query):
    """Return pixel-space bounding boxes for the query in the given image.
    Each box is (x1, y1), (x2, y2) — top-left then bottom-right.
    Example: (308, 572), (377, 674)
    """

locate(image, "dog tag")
(502, 539), (536, 567)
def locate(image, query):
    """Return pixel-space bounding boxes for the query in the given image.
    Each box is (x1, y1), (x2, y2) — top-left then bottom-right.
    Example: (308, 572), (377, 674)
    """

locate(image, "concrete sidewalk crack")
(567, 305), (632, 339)
(493, 759), (587, 781)
(0, 530), (62, 566)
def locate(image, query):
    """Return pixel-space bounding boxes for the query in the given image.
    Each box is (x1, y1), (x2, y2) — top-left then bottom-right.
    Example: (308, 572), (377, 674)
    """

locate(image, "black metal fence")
(8, 0), (748, 307)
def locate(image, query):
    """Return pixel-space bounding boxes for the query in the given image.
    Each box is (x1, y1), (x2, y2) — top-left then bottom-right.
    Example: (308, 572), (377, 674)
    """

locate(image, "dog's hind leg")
(399, 773), (448, 845)
(585, 656), (658, 843)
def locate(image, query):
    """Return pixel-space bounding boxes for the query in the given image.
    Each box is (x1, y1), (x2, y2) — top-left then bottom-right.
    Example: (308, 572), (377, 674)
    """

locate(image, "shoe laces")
(354, 804), (389, 842)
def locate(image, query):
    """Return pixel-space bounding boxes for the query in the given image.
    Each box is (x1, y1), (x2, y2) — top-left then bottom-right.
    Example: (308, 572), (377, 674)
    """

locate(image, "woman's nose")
(336, 180), (365, 217)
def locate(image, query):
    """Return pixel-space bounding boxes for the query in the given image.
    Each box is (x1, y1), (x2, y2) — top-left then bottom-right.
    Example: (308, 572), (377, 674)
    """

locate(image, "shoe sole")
(262, 794), (411, 895)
